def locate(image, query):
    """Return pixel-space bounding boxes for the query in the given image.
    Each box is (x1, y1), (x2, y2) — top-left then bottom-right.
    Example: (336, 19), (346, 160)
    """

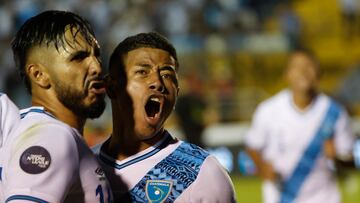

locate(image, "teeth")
(150, 97), (160, 102)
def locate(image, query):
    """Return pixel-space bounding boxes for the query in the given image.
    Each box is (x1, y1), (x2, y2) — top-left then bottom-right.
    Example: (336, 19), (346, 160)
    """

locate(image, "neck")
(106, 112), (165, 161)
(32, 95), (86, 134)
(292, 89), (317, 110)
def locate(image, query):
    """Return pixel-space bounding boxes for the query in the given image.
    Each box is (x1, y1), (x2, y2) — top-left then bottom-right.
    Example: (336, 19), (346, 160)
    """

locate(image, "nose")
(89, 56), (102, 76)
(149, 72), (165, 93)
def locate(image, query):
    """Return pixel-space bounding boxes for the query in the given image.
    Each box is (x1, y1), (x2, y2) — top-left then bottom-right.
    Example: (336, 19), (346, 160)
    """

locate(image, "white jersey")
(0, 93), (20, 147)
(93, 131), (236, 203)
(245, 89), (355, 203)
(1, 107), (112, 203)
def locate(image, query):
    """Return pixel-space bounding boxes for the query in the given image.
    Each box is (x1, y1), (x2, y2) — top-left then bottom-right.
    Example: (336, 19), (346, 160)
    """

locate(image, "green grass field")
(231, 171), (360, 203)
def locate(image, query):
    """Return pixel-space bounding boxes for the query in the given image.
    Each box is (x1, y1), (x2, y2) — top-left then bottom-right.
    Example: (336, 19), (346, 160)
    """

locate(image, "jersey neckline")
(20, 106), (56, 119)
(99, 131), (175, 170)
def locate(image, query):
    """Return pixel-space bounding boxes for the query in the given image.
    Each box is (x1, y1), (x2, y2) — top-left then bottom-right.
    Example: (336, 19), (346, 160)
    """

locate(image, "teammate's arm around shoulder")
(180, 155), (237, 203)
(3, 123), (79, 202)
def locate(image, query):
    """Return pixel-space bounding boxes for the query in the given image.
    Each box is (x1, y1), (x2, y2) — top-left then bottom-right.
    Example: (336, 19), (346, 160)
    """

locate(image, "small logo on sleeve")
(145, 180), (172, 203)
(19, 146), (51, 174)
(95, 167), (106, 181)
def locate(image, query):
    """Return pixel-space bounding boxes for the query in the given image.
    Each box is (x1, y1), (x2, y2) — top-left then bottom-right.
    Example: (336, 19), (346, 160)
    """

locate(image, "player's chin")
(86, 100), (106, 119)
(87, 92), (106, 103)
(83, 95), (106, 117)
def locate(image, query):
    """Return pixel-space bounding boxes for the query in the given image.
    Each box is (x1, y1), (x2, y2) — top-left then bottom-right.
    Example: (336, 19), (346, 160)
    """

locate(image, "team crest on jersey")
(145, 180), (172, 203)
(19, 146), (51, 174)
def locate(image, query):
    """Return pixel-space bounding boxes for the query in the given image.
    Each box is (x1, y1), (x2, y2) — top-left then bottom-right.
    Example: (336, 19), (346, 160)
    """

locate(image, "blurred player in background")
(1, 10), (112, 202)
(245, 48), (355, 203)
(93, 32), (236, 202)
(0, 93), (19, 148)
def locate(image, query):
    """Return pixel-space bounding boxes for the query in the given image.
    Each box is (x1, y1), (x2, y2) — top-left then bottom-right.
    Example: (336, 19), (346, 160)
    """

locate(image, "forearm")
(245, 147), (277, 181)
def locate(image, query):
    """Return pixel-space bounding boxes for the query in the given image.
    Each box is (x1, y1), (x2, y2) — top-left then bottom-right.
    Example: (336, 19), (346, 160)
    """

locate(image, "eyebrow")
(159, 65), (176, 72)
(135, 62), (152, 68)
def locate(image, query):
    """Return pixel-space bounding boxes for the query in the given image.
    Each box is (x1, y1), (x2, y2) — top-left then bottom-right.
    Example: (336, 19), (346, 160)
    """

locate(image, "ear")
(104, 74), (117, 99)
(27, 64), (50, 89)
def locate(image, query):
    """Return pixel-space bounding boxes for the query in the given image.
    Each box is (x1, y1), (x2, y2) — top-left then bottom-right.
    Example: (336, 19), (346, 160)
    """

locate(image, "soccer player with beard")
(93, 32), (236, 202)
(1, 11), (112, 202)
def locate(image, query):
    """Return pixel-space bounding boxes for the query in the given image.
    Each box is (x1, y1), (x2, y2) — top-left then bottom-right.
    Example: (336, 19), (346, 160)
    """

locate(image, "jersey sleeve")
(244, 103), (269, 151)
(333, 109), (356, 159)
(177, 155), (236, 203)
(0, 94), (20, 147)
(3, 123), (79, 203)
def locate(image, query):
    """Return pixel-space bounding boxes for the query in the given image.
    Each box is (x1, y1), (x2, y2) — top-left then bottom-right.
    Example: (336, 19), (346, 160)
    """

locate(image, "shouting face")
(118, 47), (178, 140)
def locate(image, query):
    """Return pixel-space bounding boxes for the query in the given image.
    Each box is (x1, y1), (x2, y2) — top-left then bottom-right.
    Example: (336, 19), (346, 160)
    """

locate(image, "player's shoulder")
(6, 110), (81, 169)
(175, 142), (229, 180)
(0, 91), (9, 100)
(0, 92), (20, 146)
(317, 93), (346, 113)
(20, 107), (75, 130)
(201, 155), (233, 180)
(185, 154), (236, 202)
(16, 107), (79, 145)
(0, 92), (8, 102)
(254, 89), (289, 117)
(0, 92), (19, 114)
(201, 155), (235, 187)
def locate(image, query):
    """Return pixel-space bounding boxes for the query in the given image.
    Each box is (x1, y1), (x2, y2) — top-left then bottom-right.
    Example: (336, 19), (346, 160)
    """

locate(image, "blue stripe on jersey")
(20, 108), (55, 119)
(279, 100), (341, 203)
(0, 167), (2, 181)
(6, 195), (49, 203)
(129, 142), (209, 202)
(99, 132), (173, 170)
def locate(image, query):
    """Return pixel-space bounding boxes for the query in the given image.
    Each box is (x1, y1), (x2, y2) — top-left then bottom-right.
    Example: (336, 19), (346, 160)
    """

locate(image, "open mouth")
(89, 81), (106, 94)
(145, 96), (161, 118)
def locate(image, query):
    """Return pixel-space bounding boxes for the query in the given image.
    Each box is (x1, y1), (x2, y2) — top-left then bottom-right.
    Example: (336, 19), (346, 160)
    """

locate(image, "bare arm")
(246, 147), (277, 181)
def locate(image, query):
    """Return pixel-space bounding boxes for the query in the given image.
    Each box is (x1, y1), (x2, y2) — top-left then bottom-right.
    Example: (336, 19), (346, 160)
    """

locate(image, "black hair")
(108, 32), (179, 81)
(11, 10), (96, 94)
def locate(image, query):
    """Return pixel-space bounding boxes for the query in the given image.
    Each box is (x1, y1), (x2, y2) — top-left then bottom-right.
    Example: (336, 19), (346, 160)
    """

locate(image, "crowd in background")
(1, 0), (360, 144)
(0, 0), (300, 117)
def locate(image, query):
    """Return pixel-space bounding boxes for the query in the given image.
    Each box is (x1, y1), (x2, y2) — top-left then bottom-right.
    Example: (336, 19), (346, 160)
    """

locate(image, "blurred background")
(1, 0), (360, 202)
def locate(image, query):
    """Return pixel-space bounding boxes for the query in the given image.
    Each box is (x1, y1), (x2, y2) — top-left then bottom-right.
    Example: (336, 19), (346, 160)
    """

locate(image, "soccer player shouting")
(93, 32), (236, 202)
(1, 10), (112, 202)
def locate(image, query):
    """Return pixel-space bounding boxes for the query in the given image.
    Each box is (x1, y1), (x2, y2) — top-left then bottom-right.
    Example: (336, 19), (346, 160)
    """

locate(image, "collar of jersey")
(99, 131), (174, 170)
(285, 89), (322, 116)
(20, 106), (56, 119)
